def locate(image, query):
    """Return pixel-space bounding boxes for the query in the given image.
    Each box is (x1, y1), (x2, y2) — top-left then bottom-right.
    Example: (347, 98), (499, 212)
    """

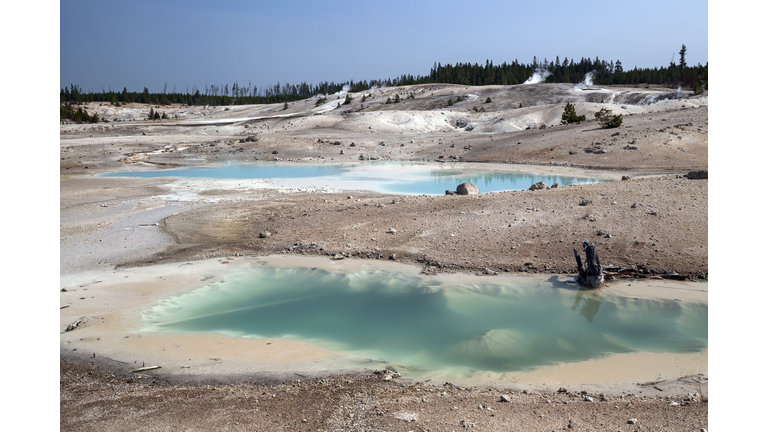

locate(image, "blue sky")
(60, 0), (708, 93)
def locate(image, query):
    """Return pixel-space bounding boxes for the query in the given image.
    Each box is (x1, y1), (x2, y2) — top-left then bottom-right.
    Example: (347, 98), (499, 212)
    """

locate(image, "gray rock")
(622, 175), (631, 180)
(551, 183), (559, 188)
(529, 181), (546, 191)
(628, 418), (638, 424)
(259, 231), (272, 238)
(66, 318), (83, 332)
(460, 420), (476, 428)
(387, 228), (397, 234)
(332, 254), (344, 260)
(456, 182), (479, 195)
(687, 169), (708, 179)
(445, 190), (456, 195)
(579, 199), (592, 206)
(500, 394), (511, 402)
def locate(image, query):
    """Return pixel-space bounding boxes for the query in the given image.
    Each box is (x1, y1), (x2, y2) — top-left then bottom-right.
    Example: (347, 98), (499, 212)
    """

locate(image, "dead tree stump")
(574, 239), (604, 288)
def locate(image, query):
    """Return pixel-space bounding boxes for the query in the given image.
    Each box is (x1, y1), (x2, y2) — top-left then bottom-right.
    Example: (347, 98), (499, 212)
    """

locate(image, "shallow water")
(101, 162), (604, 195)
(143, 266), (707, 377)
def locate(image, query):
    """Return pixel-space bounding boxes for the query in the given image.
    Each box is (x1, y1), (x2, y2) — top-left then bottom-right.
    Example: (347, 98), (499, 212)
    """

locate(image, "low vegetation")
(594, 107), (623, 128)
(60, 103), (100, 123)
(562, 102), (586, 124)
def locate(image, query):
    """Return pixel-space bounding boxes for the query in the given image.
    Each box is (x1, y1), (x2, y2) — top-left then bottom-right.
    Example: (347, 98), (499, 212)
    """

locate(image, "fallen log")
(574, 239), (604, 288)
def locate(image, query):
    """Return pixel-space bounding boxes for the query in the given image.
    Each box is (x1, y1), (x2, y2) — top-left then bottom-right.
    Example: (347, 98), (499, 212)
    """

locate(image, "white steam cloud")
(523, 68), (552, 85)
(675, 85), (682, 98)
(574, 71), (597, 90)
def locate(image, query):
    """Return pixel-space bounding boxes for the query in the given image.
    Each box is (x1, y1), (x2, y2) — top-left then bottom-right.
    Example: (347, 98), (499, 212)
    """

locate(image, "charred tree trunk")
(574, 239), (604, 288)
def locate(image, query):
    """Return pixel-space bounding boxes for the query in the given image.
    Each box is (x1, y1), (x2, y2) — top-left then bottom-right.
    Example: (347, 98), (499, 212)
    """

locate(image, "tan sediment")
(60, 254), (706, 386)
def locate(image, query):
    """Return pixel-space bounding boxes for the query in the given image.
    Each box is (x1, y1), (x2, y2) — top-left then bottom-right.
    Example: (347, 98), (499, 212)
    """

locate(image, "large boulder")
(529, 182), (546, 190)
(456, 182), (478, 195)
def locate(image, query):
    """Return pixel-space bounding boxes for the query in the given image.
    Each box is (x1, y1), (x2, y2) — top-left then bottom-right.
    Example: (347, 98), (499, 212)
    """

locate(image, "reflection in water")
(143, 266), (707, 377)
(101, 162), (605, 195)
(572, 288), (604, 323)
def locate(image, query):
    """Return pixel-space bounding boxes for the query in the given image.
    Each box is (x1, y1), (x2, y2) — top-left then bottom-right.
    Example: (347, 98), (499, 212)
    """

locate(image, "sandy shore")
(61, 255), (706, 390)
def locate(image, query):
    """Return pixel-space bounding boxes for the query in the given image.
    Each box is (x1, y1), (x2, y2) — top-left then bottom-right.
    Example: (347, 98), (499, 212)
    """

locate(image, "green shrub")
(693, 82), (704, 95)
(562, 102), (586, 124)
(594, 107), (622, 128)
(343, 94), (352, 105)
(485, 97), (492, 103)
(394, 94), (400, 103)
(447, 98), (453, 106)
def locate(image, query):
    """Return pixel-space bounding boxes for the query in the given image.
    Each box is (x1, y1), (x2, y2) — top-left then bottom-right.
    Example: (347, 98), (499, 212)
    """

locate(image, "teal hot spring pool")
(142, 265), (708, 377)
(101, 162), (605, 195)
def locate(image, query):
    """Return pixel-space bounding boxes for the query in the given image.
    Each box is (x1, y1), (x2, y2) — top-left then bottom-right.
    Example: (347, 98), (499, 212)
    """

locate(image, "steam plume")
(523, 68), (551, 85)
(574, 71), (597, 90)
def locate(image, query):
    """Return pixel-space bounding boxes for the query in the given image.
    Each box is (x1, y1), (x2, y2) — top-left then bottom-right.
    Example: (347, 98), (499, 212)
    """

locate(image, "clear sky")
(60, 0), (708, 93)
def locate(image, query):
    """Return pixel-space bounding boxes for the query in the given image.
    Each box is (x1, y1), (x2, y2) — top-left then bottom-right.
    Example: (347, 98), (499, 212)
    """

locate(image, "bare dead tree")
(573, 239), (604, 288)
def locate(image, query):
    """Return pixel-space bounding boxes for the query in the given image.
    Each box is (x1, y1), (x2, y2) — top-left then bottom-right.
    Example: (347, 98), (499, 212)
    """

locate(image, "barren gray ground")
(60, 83), (708, 430)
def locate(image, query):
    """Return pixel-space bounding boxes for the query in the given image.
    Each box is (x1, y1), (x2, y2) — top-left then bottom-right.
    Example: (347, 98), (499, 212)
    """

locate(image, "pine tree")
(679, 44), (687, 69)
(343, 94), (352, 105)
(485, 97), (492, 103)
(562, 102), (586, 123)
(394, 94), (400, 103)
(148, 107), (155, 120)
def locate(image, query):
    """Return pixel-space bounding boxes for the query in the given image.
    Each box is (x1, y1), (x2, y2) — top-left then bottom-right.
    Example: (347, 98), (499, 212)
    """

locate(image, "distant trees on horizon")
(61, 47), (707, 114)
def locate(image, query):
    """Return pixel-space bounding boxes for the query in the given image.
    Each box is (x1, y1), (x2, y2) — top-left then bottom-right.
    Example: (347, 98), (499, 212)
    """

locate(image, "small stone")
(579, 199), (592, 206)
(258, 231), (272, 238)
(332, 254), (344, 260)
(387, 228), (397, 234)
(529, 181), (546, 191)
(628, 418), (638, 424)
(622, 175), (631, 180)
(500, 395), (511, 402)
